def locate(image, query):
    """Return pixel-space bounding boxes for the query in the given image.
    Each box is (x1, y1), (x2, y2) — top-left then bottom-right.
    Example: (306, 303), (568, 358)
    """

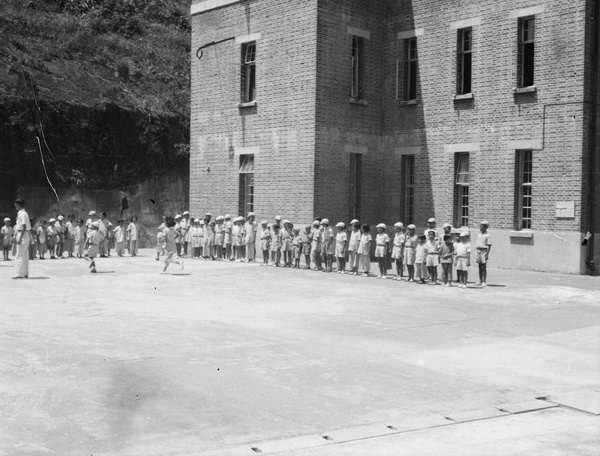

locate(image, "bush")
(115, 59), (130, 80)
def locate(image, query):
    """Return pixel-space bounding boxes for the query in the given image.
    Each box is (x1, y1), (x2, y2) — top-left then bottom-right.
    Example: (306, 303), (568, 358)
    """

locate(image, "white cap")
(336, 222), (346, 228)
(443, 223), (452, 229)
(205, 212), (212, 217)
(407, 224), (416, 229)
(283, 219), (290, 225)
(275, 215), (282, 220)
(350, 219), (359, 225)
(57, 215), (64, 221)
(175, 214), (182, 219)
(89, 211), (96, 216)
(247, 212), (255, 217)
(312, 220), (320, 226)
(376, 223), (386, 229)
(320, 218), (329, 225)
(193, 218), (200, 223)
(480, 220), (490, 225)
(261, 220), (268, 225)
(394, 222), (404, 228)
(200, 220), (205, 225)
(224, 214), (231, 219)
(49, 218), (56, 223)
(183, 211), (189, 215)
(428, 218), (436, 223)
(3, 217), (10, 222)
(216, 215), (224, 221)
(460, 230), (470, 237)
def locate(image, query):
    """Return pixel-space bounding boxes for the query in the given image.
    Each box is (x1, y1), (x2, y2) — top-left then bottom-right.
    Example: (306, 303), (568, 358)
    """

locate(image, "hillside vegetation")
(0, 0), (191, 205)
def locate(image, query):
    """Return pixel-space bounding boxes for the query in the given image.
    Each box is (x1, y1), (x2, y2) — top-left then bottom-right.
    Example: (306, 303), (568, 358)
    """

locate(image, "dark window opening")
(403, 38), (418, 101)
(241, 42), (256, 102)
(517, 17), (535, 88)
(457, 28), (472, 94)
(349, 153), (362, 220)
(402, 155), (415, 224)
(351, 36), (364, 98)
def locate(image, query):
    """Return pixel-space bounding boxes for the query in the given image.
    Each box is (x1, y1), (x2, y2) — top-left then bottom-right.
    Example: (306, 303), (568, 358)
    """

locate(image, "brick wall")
(190, 0), (319, 223)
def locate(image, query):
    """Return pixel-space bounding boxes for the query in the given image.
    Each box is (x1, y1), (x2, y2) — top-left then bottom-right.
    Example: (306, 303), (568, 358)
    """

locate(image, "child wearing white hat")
(403, 224), (418, 282)
(335, 222), (348, 273)
(232, 217), (244, 261)
(83, 221), (102, 273)
(310, 220), (323, 270)
(214, 216), (225, 260)
(475, 221), (491, 287)
(259, 221), (271, 265)
(375, 223), (390, 279)
(223, 215), (233, 261)
(347, 219), (361, 275)
(321, 219), (334, 272)
(392, 222), (405, 280)
(245, 213), (257, 263)
(47, 218), (57, 259)
(357, 224), (372, 277)
(455, 230), (471, 288)
(1, 217), (13, 261)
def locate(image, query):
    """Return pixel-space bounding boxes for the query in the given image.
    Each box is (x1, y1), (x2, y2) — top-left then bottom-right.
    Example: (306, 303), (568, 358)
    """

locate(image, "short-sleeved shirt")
(348, 230), (361, 252)
(415, 243), (427, 263)
(440, 243), (455, 263)
(358, 233), (372, 255)
(336, 231), (347, 247)
(127, 222), (138, 241)
(163, 227), (176, 252)
(113, 226), (125, 243)
(476, 232), (491, 249)
(393, 232), (405, 247)
(455, 242), (471, 257)
(376, 233), (390, 246)
(245, 221), (257, 243)
(16, 209), (31, 231)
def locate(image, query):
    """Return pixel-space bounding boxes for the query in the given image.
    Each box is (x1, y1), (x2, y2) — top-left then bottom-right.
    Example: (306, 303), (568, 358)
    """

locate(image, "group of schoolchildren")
(1, 211), (140, 273)
(158, 212), (492, 287)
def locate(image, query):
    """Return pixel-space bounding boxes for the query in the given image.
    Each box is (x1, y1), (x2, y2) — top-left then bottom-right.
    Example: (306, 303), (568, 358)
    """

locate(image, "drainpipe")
(587, 0), (599, 274)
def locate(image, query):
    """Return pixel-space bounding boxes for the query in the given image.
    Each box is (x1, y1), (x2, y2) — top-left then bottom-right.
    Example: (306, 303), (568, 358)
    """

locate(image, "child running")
(162, 216), (184, 273)
(83, 221), (102, 273)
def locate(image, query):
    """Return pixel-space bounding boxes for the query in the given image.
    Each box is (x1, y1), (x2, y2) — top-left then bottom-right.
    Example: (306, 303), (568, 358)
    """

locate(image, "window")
(351, 36), (363, 99)
(403, 38), (418, 100)
(349, 153), (362, 220)
(456, 28), (472, 95)
(239, 155), (254, 216)
(517, 17), (535, 88)
(402, 155), (415, 224)
(516, 150), (533, 229)
(241, 42), (256, 102)
(455, 153), (469, 227)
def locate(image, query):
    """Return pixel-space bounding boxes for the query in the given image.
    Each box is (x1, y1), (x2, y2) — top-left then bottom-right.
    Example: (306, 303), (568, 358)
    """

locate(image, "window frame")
(517, 16), (535, 88)
(516, 150), (533, 230)
(239, 154), (255, 216)
(241, 42), (256, 103)
(349, 153), (362, 220)
(402, 155), (415, 224)
(351, 36), (364, 99)
(456, 28), (472, 95)
(454, 152), (470, 228)
(402, 37), (418, 101)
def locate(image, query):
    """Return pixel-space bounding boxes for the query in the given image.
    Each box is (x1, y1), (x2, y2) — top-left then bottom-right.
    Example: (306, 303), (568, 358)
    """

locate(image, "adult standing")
(86, 211), (97, 230)
(98, 212), (109, 257)
(182, 211), (191, 257)
(13, 197), (31, 279)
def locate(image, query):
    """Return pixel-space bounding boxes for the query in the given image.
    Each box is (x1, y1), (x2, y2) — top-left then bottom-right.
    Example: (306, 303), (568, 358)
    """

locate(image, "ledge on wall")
(509, 230), (533, 238)
(349, 97), (367, 106)
(238, 101), (258, 108)
(454, 93), (474, 101)
(513, 86), (537, 94)
(399, 99), (418, 106)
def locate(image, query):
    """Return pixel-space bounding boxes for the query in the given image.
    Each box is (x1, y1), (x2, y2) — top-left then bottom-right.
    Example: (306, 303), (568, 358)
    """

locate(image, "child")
(335, 222), (348, 273)
(455, 230), (471, 288)
(113, 220), (125, 257)
(29, 220), (37, 260)
(126, 215), (139, 256)
(375, 223), (390, 279)
(425, 229), (441, 285)
(2, 217), (13, 261)
(214, 216), (225, 260)
(321, 219), (335, 272)
(475, 221), (491, 287)
(259, 221), (271, 265)
(74, 219), (85, 258)
(37, 220), (47, 259)
(207, 221), (216, 260)
(156, 217), (167, 261)
(281, 220), (293, 267)
(232, 217), (243, 261)
(55, 215), (65, 259)
(292, 228), (302, 268)
(190, 219), (202, 258)
(403, 224), (418, 282)
(47, 218), (57, 259)
(162, 216), (184, 273)
(357, 224), (372, 277)
(302, 225), (312, 269)
(83, 221), (103, 273)
(440, 234), (455, 286)
(310, 220), (322, 270)
(347, 219), (361, 275)
(66, 214), (76, 257)
(223, 214), (233, 261)
(245, 213), (257, 263)
(270, 223), (282, 266)
(392, 222), (405, 280)
(414, 234), (427, 284)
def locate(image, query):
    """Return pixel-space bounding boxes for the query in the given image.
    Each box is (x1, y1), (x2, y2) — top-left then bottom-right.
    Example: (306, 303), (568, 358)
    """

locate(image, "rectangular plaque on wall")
(556, 201), (575, 218)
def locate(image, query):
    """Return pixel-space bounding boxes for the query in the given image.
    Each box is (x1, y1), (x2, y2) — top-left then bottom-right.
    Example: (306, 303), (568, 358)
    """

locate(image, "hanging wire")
(36, 136), (60, 202)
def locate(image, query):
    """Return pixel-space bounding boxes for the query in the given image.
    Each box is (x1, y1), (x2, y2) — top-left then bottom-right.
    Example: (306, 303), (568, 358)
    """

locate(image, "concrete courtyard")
(1, 251), (599, 455)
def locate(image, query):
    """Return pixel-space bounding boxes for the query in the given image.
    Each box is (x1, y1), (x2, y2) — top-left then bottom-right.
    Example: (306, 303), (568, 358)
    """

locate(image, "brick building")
(190, 0), (600, 275)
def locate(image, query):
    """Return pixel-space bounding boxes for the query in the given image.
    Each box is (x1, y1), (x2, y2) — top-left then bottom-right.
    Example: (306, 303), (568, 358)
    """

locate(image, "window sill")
(513, 86), (537, 94)
(349, 97), (368, 106)
(454, 93), (474, 101)
(509, 230), (533, 238)
(238, 101), (258, 108)
(399, 99), (418, 106)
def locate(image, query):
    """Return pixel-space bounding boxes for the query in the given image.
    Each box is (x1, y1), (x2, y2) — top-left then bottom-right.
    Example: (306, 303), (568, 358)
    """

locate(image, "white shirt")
(16, 209), (31, 231)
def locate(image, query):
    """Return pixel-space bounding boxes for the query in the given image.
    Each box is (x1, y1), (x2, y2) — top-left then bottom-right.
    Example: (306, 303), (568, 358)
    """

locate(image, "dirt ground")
(2, 250), (599, 455)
